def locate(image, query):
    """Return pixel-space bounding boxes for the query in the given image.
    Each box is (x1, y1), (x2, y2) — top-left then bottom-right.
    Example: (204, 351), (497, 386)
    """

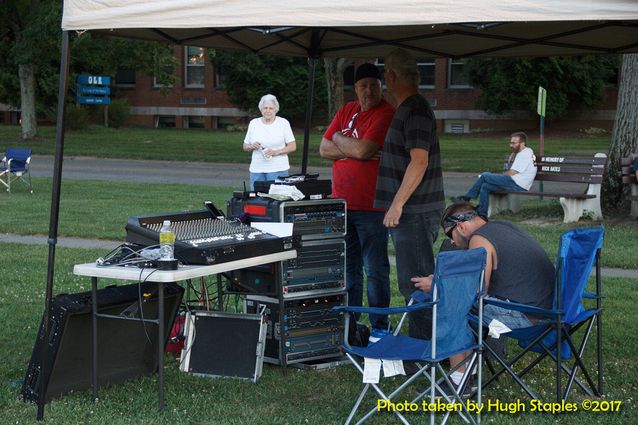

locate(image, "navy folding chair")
(0, 147), (33, 193)
(333, 248), (487, 425)
(477, 226), (604, 402)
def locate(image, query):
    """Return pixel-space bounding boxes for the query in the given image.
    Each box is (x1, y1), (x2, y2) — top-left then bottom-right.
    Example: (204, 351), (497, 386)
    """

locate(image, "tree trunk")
(324, 58), (348, 120)
(603, 54), (638, 210)
(19, 63), (38, 140)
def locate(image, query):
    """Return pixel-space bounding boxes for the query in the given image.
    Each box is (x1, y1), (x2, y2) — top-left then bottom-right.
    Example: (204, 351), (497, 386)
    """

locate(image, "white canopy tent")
(61, 0), (638, 58)
(38, 0), (638, 419)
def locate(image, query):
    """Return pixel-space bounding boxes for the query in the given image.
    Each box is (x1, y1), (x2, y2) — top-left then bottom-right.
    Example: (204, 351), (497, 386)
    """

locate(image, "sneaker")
(450, 196), (471, 203)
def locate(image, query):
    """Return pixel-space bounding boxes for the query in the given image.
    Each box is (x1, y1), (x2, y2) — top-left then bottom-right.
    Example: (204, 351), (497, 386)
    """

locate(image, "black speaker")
(21, 282), (184, 403)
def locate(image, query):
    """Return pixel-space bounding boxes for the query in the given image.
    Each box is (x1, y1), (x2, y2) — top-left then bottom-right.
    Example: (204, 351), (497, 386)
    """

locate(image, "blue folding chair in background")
(0, 147), (33, 193)
(333, 248), (487, 425)
(477, 226), (604, 402)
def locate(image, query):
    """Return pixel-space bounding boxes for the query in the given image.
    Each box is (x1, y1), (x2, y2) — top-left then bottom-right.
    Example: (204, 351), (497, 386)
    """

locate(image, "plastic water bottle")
(159, 220), (175, 260)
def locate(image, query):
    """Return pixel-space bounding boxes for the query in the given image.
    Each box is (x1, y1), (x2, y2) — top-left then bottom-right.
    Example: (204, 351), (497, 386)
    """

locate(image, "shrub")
(107, 98), (131, 128)
(64, 104), (89, 130)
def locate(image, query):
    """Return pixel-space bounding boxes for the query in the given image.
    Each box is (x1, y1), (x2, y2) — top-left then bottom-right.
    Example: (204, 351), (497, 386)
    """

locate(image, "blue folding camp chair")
(333, 248), (487, 425)
(0, 147), (33, 193)
(477, 226), (604, 402)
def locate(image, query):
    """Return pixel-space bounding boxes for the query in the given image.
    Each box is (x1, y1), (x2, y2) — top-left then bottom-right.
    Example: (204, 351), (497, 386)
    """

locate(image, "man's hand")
(411, 275), (433, 292)
(383, 204), (403, 227)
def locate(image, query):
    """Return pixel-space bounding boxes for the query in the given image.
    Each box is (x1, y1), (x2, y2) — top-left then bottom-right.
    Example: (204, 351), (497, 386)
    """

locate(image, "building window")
(417, 59), (435, 88)
(374, 59), (434, 88)
(214, 64), (227, 89)
(448, 59), (471, 88)
(185, 46), (205, 88)
(115, 68), (136, 87)
(155, 116), (176, 128)
(153, 68), (174, 88)
(215, 116), (236, 129)
(444, 120), (470, 134)
(183, 116), (205, 128)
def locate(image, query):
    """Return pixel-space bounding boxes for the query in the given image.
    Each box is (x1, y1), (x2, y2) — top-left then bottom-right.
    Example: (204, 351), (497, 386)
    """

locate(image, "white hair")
(258, 94), (280, 113)
(385, 48), (420, 86)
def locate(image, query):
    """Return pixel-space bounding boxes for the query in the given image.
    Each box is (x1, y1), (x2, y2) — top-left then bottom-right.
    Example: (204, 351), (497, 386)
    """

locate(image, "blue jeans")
(482, 299), (534, 330)
(249, 170), (289, 191)
(465, 172), (525, 216)
(346, 210), (391, 330)
(390, 210), (440, 340)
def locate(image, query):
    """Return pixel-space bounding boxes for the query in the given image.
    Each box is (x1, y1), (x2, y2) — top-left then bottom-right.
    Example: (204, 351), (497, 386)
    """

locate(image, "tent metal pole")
(301, 30), (320, 175)
(38, 29), (70, 421)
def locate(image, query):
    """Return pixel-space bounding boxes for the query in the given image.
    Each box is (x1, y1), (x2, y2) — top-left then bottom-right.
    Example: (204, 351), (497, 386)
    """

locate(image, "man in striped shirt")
(374, 48), (445, 340)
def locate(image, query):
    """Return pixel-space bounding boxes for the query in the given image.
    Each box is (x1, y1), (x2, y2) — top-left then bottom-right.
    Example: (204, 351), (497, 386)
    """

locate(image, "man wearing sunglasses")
(451, 132), (536, 217)
(413, 202), (554, 329)
(412, 201), (554, 387)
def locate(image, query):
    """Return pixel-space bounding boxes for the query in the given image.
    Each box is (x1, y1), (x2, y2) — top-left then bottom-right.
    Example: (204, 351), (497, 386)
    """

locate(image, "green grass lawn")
(0, 125), (611, 173)
(0, 125), (635, 424)
(0, 243), (635, 424)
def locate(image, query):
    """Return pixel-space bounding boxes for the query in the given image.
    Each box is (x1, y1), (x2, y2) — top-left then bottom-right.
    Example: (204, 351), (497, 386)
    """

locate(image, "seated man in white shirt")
(451, 132), (536, 217)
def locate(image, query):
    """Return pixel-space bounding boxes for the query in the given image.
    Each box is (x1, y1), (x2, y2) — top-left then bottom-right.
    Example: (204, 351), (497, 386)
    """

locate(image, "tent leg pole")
(38, 29), (70, 421)
(301, 56), (317, 175)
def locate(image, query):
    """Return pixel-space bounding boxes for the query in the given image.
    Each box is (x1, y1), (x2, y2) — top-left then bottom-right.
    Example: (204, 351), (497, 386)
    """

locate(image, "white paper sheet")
(363, 358), (382, 383)
(251, 222), (294, 238)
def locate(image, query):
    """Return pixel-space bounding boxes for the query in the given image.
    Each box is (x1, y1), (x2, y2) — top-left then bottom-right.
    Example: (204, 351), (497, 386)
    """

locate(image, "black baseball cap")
(355, 63), (381, 83)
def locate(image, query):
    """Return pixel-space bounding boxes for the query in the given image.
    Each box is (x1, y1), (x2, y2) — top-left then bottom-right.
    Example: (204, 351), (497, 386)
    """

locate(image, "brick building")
(1, 46), (619, 133)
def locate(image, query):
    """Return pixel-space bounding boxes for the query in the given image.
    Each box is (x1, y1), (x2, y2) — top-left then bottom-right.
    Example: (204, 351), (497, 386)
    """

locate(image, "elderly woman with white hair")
(243, 94), (296, 190)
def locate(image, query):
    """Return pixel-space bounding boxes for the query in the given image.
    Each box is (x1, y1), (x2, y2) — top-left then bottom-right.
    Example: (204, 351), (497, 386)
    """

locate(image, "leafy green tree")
(465, 56), (617, 120)
(0, 1), (175, 139)
(210, 50), (327, 124)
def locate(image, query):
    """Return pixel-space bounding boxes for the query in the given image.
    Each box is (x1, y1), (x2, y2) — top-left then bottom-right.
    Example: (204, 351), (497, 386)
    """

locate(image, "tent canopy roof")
(62, 0), (638, 58)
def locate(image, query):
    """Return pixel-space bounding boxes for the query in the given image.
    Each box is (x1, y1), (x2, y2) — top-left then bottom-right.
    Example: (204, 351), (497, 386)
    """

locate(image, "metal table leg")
(158, 282), (164, 410)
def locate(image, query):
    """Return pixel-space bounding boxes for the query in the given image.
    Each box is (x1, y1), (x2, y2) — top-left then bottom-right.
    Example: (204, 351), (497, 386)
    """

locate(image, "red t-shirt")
(323, 99), (395, 211)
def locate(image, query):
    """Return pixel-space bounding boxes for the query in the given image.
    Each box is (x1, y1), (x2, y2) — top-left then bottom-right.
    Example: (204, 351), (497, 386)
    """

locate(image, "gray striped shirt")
(374, 94), (445, 213)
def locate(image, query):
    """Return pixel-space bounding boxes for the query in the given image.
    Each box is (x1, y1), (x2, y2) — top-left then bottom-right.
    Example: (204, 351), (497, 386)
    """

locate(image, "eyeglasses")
(441, 211), (478, 239)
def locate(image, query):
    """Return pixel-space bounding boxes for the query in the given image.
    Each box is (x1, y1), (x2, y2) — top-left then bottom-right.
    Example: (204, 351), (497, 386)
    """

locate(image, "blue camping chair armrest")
(583, 292), (604, 299)
(483, 297), (562, 318)
(331, 291), (435, 316)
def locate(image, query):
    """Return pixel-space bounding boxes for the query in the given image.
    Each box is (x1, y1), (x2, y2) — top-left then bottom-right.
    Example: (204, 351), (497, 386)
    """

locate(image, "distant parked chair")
(0, 147), (33, 193)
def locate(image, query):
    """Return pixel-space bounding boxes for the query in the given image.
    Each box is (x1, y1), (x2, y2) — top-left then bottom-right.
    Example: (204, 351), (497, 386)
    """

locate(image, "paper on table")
(251, 222), (294, 238)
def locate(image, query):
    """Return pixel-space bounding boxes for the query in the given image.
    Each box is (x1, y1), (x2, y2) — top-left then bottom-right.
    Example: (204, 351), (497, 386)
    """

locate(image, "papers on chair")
(488, 319), (512, 338)
(363, 358), (382, 383)
(383, 360), (405, 378)
(363, 358), (406, 383)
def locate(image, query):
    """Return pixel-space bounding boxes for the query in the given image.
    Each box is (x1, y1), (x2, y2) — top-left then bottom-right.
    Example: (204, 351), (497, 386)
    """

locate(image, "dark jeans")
(465, 172), (525, 216)
(390, 210), (440, 340)
(346, 210), (391, 330)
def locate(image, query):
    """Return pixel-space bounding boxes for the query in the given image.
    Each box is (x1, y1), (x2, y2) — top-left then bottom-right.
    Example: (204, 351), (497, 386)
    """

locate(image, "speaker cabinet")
(22, 282), (184, 403)
(179, 310), (266, 382)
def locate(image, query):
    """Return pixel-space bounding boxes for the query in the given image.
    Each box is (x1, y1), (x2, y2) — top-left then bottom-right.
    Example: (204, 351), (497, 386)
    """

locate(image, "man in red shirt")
(320, 63), (395, 332)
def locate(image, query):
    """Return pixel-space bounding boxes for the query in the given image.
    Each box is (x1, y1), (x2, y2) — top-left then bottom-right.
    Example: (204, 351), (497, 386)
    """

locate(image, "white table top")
(73, 250), (296, 282)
